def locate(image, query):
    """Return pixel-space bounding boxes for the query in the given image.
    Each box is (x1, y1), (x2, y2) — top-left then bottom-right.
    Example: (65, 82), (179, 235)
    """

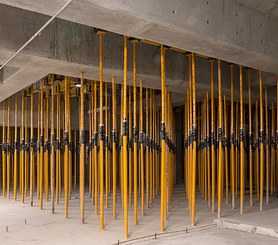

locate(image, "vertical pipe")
(94, 81), (98, 214)
(224, 95), (228, 204)
(56, 84), (60, 204)
(2, 101), (6, 197)
(14, 94), (18, 200)
(123, 35), (128, 238)
(140, 80), (144, 216)
(112, 76), (117, 219)
(51, 79), (55, 213)
(80, 72), (85, 223)
(39, 81), (44, 209)
(217, 60), (223, 218)
(64, 77), (69, 218)
(44, 87), (49, 201)
(248, 69), (253, 206)
(30, 86), (34, 206)
(265, 87), (269, 204)
(239, 65), (244, 215)
(160, 44), (166, 231)
(206, 92), (211, 207)
(230, 65), (235, 209)
(105, 82), (109, 208)
(132, 40), (138, 225)
(259, 71), (264, 211)
(210, 60), (215, 213)
(255, 101), (259, 199)
(7, 98), (11, 198)
(98, 31), (105, 230)
(21, 91), (25, 203)
(271, 103), (275, 194)
(191, 53), (197, 225)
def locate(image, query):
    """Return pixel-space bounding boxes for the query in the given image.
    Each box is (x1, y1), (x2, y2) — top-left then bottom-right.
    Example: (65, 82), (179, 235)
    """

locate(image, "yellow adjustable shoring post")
(160, 44), (166, 231)
(132, 39), (138, 225)
(7, 97), (11, 198)
(64, 77), (69, 218)
(239, 65), (244, 215)
(74, 129), (77, 192)
(271, 102), (275, 194)
(2, 100), (6, 197)
(265, 86), (269, 204)
(140, 80), (144, 216)
(98, 30), (105, 230)
(153, 90), (156, 199)
(37, 93), (40, 199)
(210, 59), (215, 212)
(128, 87), (132, 206)
(14, 93), (18, 200)
(39, 80), (44, 209)
(188, 55), (192, 216)
(149, 89), (153, 205)
(146, 88), (149, 208)
(230, 64), (235, 209)
(68, 90), (72, 200)
(123, 35), (129, 238)
(150, 90), (154, 205)
(89, 89), (92, 198)
(21, 91), (25, 203)
(276, 76), (278, 191)
(191, 53), (197, 225)
(112, 76), (117, 219)
(105, 82), (109, 208)
(56, 84), (61, 204)
(24, 95), (29, 198)
(217, 60), (223, 218)
(255, 101), (259, 199)
(259, 71), (264, 211)
(224, 95), (228, 204)
(205, 93), (210, 206)
(44, 87), (49, 201)
(50, 79), (55, 213)
(248, 69), (253, 206)
(235, 102), (239, 199)
(30, 85), (34, 206)
(80, 72), (85, 223)
(94, 81), (98, 214)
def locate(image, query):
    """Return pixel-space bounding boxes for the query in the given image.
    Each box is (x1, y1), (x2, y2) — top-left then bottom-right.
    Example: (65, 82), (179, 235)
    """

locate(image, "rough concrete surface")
(0, 186), (277, 244)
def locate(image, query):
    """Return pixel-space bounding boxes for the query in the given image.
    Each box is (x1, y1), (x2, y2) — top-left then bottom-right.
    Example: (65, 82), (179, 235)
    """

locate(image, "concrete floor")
(0, 186), (277, 244)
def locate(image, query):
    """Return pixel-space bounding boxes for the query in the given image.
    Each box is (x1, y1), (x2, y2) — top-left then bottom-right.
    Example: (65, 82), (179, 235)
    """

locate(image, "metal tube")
(7, 98), (11, 198)
(39, 80), (44, 209)
(140, 80), (144, 216)
(98, 31), (105, 230)
(259, 70), (264, 211)
(30, 85), (34, 206)
(123, 35), (129, 238)
(160, 44), (166, 231)
(191, 53), (197, 225)
(265, 86), (269, 204)
(80, 72), (85, 223)
(210, 60), (215, 213)
(239, 65), (244, 215)
(248, 69), (253, 206)
(217, 60), (223, 219)
(14, 94), (18, 201)
(50, 78), (55, 213)
(112, 76), (117, 219)
(132, 40), (138, 225)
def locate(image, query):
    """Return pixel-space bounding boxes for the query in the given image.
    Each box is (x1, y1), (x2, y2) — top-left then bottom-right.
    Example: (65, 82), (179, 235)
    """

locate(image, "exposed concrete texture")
(0, 3), (277, 103)
(0, 186), (278, 244)
(1, 0), (278, 74)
